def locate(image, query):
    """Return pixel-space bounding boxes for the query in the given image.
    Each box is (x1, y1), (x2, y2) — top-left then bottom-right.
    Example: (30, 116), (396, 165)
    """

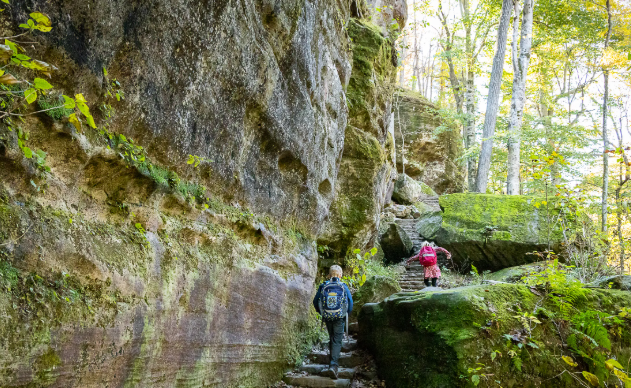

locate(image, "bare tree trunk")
(399, 34), (407, 86)
(475, 0), (513, 193)
(396, 93), (406, 176)
(465, 71), (476, 191)
(613, 113), (629, 274)
(412, 0), (419, 91)
(507, 0), (533, 195)
(601, 0), (612, 232)
(438, 0), (464, 114)
(461, 0), (477, 191)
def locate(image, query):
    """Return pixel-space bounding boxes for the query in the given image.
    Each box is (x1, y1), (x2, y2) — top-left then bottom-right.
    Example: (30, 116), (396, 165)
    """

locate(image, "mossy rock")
(393, 89), (465, 194)
(392, 174), (437, 205)
(350, 275), (400, 321)
(346, 19), (397, 137)
(486, 262), (552, 283)
(358, 284), (631, 388)
(590, 275), (631, 291)
(435, 194), (567, 271)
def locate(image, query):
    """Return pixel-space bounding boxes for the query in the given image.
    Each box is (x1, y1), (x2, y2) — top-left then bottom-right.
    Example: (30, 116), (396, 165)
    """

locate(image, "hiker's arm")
(405, 254), (417, 266)
(435, 247), (452, 259)
(345, 284), (353, 313)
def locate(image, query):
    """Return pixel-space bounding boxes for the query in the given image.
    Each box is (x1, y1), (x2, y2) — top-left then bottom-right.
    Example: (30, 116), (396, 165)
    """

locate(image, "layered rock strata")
(0, 0), (403, 387)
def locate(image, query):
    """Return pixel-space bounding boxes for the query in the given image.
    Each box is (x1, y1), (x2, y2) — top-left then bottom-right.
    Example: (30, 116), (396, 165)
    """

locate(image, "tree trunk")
(412, 0), (419, 91)
(462, 0), (477, 191)
(601, 0), (612, 232)
(465, 71), (476, 191)
(507, 0), (534, 195)
(475, 0), (513, 193)
(399, 34), (407, 86)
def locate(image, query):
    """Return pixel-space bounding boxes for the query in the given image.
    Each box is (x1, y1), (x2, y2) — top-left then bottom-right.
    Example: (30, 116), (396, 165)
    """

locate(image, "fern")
(512, 356), (523, 372)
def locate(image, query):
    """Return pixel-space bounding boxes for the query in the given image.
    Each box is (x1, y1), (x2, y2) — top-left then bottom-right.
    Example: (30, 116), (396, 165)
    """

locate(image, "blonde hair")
(329, 265), (343, 278)
(421, 241), (437, 248)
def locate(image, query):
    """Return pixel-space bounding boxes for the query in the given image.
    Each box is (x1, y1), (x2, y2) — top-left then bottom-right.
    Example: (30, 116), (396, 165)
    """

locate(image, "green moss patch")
(359, 284), (631, 388)
(435, 194), (567, 271)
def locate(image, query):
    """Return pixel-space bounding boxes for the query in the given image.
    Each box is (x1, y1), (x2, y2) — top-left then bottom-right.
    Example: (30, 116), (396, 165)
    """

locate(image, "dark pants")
(325, 318), (345, 367)
(424, 278), (438, 287)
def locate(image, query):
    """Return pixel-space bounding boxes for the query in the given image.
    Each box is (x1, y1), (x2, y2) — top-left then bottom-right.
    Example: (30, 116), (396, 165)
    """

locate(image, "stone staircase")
(394, 218), (423, 252)
(398, 262), (427, 292)
(282, 334), (378, 387)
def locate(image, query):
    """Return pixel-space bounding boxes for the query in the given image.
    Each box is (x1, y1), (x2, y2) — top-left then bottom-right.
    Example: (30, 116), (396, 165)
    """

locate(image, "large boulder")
(392, 174), (437, 205)
(414, 201), (443, 240)
(591, 275), (631, 290)
(380, 223), (413, 264)
(359, 284), (631, 388)
(485, 262), (552, 283)
(350, 275), (400, 320)
(393, 89), (465, 194)
(435, 194), (566, 271)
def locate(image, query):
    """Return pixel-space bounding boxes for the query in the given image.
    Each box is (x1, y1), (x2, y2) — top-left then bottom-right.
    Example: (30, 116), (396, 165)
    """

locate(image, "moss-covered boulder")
(393, 89), (464, 194)
(350, 275), (400, 320)
(380, 223), (413, 264)
(414, 200), (443, 240)
(435, 194), (565, 271)
(392, 174), (437, 205)
(591, 275), (631, 291)
(358, 284), (631, 388)
(486, 262), (551, 283)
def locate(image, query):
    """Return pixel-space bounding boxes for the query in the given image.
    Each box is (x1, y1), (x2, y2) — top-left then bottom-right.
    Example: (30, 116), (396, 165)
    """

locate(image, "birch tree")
(475, 0), (513, 193)
(506, 0), (534, 195)
(601, 0), (612, 232)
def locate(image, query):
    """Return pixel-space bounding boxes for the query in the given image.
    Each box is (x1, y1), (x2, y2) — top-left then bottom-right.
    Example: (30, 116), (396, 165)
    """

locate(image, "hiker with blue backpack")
(405, 241), (451, 287)
(312, 265), (353, 379)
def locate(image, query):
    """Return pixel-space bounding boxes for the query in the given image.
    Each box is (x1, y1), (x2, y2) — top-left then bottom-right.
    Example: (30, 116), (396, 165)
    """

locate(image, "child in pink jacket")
(405, 242), (451, 287)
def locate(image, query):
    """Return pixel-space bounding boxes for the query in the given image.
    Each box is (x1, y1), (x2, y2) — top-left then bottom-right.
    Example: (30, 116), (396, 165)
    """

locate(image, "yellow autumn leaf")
(613, 368), (628, 380)
(601, 47), (628, 69)
(68, 113), (81, 132)
(606, 359), (624, 371)
(75, 93), (87, 103)
(562, 356), (577, 367)
(582, 371), (599, 387)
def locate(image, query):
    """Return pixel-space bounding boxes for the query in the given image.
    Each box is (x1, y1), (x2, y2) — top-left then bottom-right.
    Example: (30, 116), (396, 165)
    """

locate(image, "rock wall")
(319, 19), (399, 258)
(393, 89), (464, 194)
(0, 0), (403, 386)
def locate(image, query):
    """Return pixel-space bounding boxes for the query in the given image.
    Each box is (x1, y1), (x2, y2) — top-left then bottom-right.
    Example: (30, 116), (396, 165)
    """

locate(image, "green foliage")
(343, 247), (378, 288)
(38, 94), (73, 120)
(521, 260), (631, 386)
(187, 154), (210, 168)
(18, 12), (52, 32)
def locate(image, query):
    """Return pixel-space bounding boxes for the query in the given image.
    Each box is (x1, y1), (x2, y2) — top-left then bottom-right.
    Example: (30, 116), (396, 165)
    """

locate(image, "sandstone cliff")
(0, 0), (405, 386)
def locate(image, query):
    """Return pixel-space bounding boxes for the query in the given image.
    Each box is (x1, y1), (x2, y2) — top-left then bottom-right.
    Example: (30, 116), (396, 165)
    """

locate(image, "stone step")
(401, 274), (425, 278)
(342, 339), (358, 353)
(320, 340), (357, 354)
(298, 364), (356, 379)
(399, 279), (426, 283)
(308, 351), (364, 368)
(283, 375), (350, 387)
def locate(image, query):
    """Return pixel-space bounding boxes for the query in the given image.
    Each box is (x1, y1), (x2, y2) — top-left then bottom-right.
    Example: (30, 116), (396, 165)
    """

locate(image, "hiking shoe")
(331, 365), (338, 380)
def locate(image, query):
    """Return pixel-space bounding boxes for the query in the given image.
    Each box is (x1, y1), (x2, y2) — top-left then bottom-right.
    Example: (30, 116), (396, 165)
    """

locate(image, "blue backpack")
(319, 279), (348, 321)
